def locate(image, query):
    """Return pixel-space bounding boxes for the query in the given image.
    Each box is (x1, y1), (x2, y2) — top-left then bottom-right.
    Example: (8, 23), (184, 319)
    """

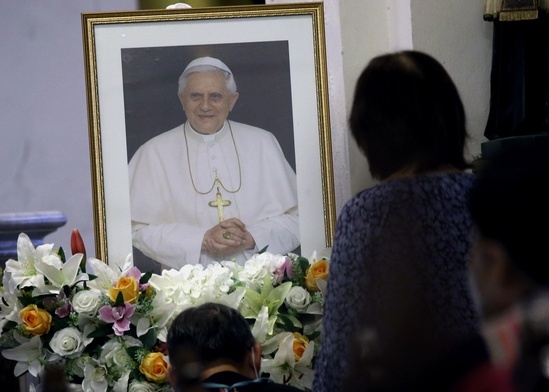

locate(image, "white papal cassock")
(128, 120), (300, 269)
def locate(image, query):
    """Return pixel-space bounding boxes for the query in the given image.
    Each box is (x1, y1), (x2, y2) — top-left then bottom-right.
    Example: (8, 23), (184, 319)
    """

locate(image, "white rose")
(128, 379), (156, 392)
(101, 340), (131, 369)
(49, 327), (89, 358)
(101, 336), (141, 369)
(72, 289), (102, 314)
(284, 286), (312, 312)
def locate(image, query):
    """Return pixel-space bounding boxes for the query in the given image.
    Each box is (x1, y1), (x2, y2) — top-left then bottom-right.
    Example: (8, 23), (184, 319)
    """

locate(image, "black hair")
(167, 302), (255, 369)
(349, 50), (470, 180)
(469, 138), (549, 285)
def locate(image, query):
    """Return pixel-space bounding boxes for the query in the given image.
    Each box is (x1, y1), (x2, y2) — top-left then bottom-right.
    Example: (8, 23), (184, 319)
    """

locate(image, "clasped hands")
(201, 217), (255, 257)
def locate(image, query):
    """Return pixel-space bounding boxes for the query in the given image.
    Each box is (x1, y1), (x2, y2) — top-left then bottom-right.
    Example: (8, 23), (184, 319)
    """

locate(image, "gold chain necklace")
(184, 120), (242, 195)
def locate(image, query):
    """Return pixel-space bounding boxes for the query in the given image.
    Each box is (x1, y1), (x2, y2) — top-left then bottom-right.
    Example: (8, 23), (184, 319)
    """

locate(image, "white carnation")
(284, 286), (312, 312)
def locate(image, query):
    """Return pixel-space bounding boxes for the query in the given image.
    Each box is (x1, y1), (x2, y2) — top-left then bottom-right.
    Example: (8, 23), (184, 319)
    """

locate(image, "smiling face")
(179, 71), (239, 135)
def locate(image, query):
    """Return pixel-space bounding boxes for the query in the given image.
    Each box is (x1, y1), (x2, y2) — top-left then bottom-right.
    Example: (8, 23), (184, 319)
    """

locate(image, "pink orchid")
(43, 291), (72, 318)
(98, 303), (135, 336)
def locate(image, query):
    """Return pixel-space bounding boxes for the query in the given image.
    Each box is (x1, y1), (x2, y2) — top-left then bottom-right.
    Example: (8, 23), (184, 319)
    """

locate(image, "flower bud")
(70, 228), (86, 258)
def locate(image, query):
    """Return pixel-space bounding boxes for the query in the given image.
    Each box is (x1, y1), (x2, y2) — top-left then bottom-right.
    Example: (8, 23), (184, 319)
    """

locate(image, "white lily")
(261, 333), (315, 389)
(250, 305), (270, 344)
(0, 288), (22, 332)
(216, 286), (246, 310)
(35, 253), (88, 294)
(112, 370), (130, 392)
(2, 334), (47, 377)
(85, 253), (134, 292)
(4, 233), (53, 294)
(82, 360), (109, 392)
(135, 291), (176, 340)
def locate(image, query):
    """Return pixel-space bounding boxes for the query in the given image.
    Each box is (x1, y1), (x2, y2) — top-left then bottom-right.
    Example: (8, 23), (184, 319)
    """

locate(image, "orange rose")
(305, 259), (329, 292)
(139, 352), (168, 383)
(108, 276), (139, 304)
(292, 332), (309, 361)
(19, 304), (52, 336)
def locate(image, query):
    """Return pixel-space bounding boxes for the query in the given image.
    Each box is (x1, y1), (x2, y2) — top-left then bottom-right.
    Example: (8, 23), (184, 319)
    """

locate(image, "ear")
(167, 365), (177, 389)
(252, 342), (262, 370)
(482, 239), (532, 291)
(229, 92), (239, 111)
(244, 343), (262, 379)
(481, 239), (510, 287)
(475, 238), (530, 317)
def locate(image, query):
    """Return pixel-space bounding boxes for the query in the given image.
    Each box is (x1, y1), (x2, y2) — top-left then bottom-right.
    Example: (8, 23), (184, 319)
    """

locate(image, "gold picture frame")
(82, 2), (335, 267)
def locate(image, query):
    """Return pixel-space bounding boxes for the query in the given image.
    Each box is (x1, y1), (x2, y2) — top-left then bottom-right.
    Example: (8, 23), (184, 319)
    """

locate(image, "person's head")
(166, 302), (261, 386)
(468, 140), (549, 319)
(349, 50), (469, 180)
(178, 56), (239, 135)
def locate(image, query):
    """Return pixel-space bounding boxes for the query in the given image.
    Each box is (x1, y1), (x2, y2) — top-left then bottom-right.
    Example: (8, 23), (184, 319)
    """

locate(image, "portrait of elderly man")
(128, 56), (300, 269)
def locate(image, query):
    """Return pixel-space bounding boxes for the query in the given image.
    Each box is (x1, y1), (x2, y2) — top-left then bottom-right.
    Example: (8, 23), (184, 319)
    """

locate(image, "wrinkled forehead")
(185, 71), (229, 89)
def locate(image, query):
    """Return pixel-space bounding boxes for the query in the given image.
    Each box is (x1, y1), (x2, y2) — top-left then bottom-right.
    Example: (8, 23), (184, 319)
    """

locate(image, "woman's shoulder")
(342, 172), (475, 216)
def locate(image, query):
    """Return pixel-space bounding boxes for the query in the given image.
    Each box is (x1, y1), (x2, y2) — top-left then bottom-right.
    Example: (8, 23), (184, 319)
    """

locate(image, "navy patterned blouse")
(312, 172), (481, 392)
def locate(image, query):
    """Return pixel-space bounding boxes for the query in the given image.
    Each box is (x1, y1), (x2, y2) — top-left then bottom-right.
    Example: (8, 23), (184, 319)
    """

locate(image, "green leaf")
(297, 256), (310, 275)
(51, 316), (70, 333)
(126, 346), (141, 360)
(140, 271), (152, 285)
(139, 329), (158, 350)
(62, 285), (72, 297)
(307, 331), (321, 341)
(87, 324), (112, 338)
(18, 295), (42, 307)
(115, 291), (124, 306)
(258, 245), (269, 254)
(57, 247), (66, 263)
(1, 320), (17, 333)
(277, 313), (301, 332)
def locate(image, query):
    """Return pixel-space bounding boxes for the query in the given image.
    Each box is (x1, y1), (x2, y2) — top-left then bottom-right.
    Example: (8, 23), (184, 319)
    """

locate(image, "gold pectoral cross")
(208, 187), (231, 222)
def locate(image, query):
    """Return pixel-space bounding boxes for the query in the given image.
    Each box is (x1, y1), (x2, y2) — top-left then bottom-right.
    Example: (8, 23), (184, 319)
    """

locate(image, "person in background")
(313, 50), (484, 391)
(166, 302), (303, 392)
(453, 141), (549, 392)
(128, 56), (299, 269)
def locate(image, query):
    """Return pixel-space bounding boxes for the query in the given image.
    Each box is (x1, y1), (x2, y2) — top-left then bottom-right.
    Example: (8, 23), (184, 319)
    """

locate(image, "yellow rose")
(139, 352), (168, 383)
(305, 259), (329, 292)
(108, 276), (139, 304)
(292, 332), (309, 361)
(19, 304), (52, 336)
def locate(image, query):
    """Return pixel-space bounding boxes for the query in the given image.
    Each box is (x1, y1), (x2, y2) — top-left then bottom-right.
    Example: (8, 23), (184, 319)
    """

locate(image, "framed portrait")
(82, 2), (336, 269)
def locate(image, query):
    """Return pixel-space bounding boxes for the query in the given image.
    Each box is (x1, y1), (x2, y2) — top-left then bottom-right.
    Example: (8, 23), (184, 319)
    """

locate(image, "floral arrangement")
(0, 231), (329, 391)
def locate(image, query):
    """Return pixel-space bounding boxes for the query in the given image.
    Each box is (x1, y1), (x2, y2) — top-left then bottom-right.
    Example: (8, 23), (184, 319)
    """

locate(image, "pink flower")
(98, 303), (135, 336)
(43, 291), (72, 318)
(273, 256), (293, 284)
